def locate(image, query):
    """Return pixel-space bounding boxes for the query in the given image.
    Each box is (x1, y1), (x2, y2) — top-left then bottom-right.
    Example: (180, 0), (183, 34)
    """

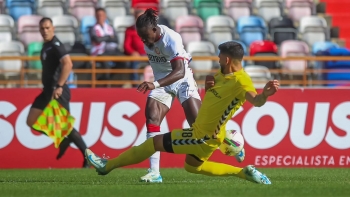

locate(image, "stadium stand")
(269, 16), (298, 46)
(237, 16), (266, 46)
(0, 0), (347, 88)
(249, 40), (278, 69)
(225, 0), (252, 22)
(175, 15), (203, 47)
(206, 15), (235, 49)
(0, 41), (24, 82)
(244, 65), (271, 88)
(186, 40), (215, 79)
(280, 40), (309, 79)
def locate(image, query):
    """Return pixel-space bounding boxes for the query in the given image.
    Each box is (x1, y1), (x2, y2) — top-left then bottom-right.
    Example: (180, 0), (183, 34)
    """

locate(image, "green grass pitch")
(0, 168), (349, 197)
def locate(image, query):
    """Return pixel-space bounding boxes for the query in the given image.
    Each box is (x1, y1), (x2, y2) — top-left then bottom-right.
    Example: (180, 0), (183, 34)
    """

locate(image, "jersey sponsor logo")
(208, 89), (221, 99)
(147, 54), (167, 63)
(154, 47), (160, 55)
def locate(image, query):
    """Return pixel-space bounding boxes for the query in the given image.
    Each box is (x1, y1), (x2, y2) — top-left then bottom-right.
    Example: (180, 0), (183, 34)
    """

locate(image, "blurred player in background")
(86, 41), (279, 184)
(133, 8), (202, 183)
(26, 17), (88, 167)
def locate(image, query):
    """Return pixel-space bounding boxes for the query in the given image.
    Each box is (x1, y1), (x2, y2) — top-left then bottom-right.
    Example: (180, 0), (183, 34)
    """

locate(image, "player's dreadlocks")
(136, 8), (159, 29)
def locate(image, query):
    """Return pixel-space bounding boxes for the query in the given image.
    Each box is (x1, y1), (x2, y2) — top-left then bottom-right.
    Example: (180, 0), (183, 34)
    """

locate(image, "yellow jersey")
(192, 68), (256, 140)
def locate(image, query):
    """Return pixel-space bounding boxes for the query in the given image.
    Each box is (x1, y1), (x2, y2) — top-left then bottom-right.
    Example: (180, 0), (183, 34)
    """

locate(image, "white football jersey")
(144, 25), (192, 81)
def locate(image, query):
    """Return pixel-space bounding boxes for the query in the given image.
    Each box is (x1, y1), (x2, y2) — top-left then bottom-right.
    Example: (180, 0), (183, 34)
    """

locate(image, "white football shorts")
(148, 72), (201, 109)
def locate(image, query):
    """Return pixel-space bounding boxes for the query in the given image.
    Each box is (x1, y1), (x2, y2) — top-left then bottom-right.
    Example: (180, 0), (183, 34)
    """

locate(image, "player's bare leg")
(182, 97), (201, 126)
(142, 97), (169, 182)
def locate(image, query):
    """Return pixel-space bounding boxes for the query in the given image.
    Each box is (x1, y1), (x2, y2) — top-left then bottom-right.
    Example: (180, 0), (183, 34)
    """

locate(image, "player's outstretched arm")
(245, 80), (280, 107)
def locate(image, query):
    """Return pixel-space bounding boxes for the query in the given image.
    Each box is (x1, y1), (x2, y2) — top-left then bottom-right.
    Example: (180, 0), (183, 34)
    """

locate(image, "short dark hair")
(136, 8), (158, 29)
(218, 41), (244, 61)
(95, 7), (106, 14)
(39, 17), (52, 25)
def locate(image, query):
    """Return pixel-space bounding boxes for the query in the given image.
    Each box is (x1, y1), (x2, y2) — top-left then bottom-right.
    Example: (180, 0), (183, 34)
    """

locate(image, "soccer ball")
(219, 130), (244, 156)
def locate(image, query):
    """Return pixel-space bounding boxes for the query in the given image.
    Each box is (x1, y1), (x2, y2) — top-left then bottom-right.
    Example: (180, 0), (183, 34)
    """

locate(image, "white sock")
(147, 132), (160, 173)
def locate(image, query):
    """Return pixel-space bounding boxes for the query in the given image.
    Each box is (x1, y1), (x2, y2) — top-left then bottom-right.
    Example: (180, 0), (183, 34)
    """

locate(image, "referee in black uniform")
(26, 17), (88, 168)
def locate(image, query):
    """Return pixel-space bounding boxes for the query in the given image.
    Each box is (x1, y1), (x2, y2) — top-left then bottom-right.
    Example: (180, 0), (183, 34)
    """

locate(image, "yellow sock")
(106, 138), (156, 171)
(184, 161), (246, 179)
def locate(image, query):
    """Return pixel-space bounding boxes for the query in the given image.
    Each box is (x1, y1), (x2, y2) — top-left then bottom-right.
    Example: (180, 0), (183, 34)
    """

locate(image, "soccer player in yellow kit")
(85, 41), (279, 184)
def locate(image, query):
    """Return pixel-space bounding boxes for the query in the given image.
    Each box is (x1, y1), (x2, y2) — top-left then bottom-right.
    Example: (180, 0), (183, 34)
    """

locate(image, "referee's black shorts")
(31, 84), (71, 111)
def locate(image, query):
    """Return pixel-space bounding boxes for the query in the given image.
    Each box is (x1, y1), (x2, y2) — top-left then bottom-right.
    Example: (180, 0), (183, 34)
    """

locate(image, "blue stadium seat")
(80, 16), (96, 47)
(237, 16), (266, 46)
(6, 0), (35, 7)
(312, 41), (339, 55)
(8, 1), (34, 21)
(324, 48), (350, 87)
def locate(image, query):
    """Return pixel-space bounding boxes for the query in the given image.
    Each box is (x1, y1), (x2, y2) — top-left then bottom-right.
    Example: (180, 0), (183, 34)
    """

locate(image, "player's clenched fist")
(137, 81), (155, 94)
(205, 75), (215, 91)
(263, 80), (280, 97)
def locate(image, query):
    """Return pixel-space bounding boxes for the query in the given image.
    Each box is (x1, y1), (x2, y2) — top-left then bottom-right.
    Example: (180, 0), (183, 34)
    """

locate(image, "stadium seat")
(100, 0), (127, 21)
(80, 16), (96, 47)
(244, 65), (271, 88)
(17, 15), (43, 46)
(224, 0), (252, 22)
(37, 0), (64, 7)
(237, 16), (266, 46)
(193, 0), (222, 22)
(206, 15), (235, 48)
(27, 41), (43, 69)
(299, 16), (328, 47)
(132, 0), (159, 10)
(162, 0), (189, 24)
(37, 1), (64, 17)
(286, 0), (314, 23)
(280, 40), (309, 75)
(71, 0), (96, 21)
(256, 0), (282, 22)
(312, 41), (339, 55)
(0, 41), (24, 79)
(6, 0), (35, 7)
(52, 15), (79, 46)
(186, 41), (215, 79)
(250, 40), (278, 69)
(175, 15), (203, 47)
(113, 15), (135, 51)
(0, 14), (14, 42)
(324, 48), (350, 87)
(8, 0), (33, 21)
(269, 16), (298, 45)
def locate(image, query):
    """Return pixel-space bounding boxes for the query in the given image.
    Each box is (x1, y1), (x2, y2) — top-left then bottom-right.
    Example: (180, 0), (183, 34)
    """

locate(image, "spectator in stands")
(90, 7), (126, 82)
(124, 9), (147, 86)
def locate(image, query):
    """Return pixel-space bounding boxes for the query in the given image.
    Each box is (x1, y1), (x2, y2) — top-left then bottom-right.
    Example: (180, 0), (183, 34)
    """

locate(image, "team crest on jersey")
(42, 52), (46, 60)
(154, 47), (160, 54)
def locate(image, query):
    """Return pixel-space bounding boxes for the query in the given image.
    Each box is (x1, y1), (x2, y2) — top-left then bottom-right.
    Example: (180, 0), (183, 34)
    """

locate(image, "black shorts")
(31, 85), (71, 111)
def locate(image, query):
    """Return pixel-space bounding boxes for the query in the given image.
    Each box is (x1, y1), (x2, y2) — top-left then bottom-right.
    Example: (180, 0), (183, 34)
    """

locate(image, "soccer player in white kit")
(135, 9), (202, 183)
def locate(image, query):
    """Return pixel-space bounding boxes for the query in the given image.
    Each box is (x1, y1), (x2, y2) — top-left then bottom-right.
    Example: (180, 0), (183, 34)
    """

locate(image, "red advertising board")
(0, 88), (350, 168)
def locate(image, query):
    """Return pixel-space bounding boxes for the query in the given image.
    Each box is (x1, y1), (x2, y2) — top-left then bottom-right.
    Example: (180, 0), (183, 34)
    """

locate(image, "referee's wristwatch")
(55, 84), (64, 89)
